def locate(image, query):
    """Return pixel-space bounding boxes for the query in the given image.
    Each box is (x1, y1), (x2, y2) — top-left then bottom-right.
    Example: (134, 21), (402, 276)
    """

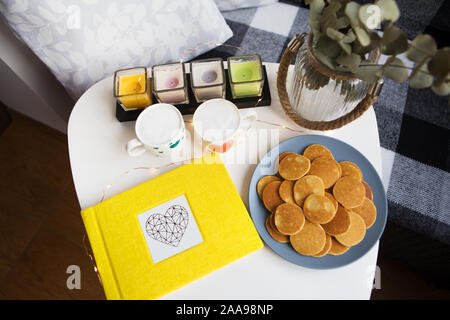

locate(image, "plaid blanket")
(198, 1), (450, 246)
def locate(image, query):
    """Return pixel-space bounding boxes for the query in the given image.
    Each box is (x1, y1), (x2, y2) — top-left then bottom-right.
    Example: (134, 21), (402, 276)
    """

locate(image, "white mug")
(193, 98), (257, 153)
(126, 103), (185, 157)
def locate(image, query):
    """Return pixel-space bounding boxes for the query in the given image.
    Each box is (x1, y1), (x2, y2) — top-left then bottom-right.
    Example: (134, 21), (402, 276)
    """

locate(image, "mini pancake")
(303, 194), (336, 224)
(319, 155), (342, 178)
(335, 211), (366, 246)
(290, 220), (326, 256)
(352, 197), (377, 228)
(328, 237), (350, 256)
(336, 160), (342, 177)
(277, 152), (298, 163)
(321, 204), (351, 235)
(333, 176), (365, 209)
(324, 192), (338, 213)
(274, 203), (305, 235)
(313, 234), (332, 257)
(308, 157), (341, 189)
(269, 212), (278, 231)
(293, 175), (325, 207)
(257, 175), (281, 200)
(340, 161), (363, 182)
(362, 181), (373, 200)
(303, 144), (334, 161)
(262, 181), (284, 212)
(276, 152), (298, 178)
(278, 154), (311, 180)
(279, 180), (295, 204)
(266, 215), (289, 243)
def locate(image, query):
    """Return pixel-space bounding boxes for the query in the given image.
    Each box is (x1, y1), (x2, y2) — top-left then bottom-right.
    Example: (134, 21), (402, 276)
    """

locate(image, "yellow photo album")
(81, 154), (263, 299)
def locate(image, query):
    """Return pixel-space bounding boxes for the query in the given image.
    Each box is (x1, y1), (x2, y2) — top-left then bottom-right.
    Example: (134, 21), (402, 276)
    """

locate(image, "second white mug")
(193, 98), (257, 153)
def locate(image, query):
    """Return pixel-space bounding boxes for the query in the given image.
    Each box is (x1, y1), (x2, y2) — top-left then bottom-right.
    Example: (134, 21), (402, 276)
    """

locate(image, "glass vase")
(289, 35), (378, 122)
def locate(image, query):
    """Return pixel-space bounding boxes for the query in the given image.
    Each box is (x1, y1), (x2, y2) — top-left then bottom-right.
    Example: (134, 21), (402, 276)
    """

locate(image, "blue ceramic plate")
(248, 135), (388, 269)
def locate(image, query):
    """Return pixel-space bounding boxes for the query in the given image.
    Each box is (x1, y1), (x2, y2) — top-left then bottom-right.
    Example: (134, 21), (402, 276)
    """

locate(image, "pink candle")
(152, 63), (189, 104)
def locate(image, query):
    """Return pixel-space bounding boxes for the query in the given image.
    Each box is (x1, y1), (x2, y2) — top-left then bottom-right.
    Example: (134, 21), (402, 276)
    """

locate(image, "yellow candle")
(119, 74), (152, 109)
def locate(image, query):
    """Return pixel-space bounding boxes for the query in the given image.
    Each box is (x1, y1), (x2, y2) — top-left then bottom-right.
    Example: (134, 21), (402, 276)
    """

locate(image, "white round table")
(68, 62), (382, 299)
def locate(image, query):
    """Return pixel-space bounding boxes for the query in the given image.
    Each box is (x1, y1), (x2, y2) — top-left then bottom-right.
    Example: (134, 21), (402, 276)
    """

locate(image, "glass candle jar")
(113, 67), (152, 110)
(190, 58), (225, 102)
(152, 62), (189, 104)
(227, 54), (264, 99)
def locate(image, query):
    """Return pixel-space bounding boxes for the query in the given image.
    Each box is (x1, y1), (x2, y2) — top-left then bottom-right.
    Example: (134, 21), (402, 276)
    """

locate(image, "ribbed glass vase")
(289, 35), (377, 122)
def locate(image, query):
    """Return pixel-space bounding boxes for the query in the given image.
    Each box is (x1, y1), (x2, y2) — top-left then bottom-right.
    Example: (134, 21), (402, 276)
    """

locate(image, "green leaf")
(427, 48), (450, 78)
(323, 1), (341, 14)
(431, 77), (450, 96)
(336, 52), (362, 70)
(314, 52), (338, 69)
(326, 28), (345, 41)
(381, 56), (409, 82)
(381, 23), (408, 55)
(326, 28), (356, 55)
(319, 1), (342, 32)
(343, 30), (356, 43)
(407, 34), (437, 62)
(340, 42), (352, 55)
(314, 35), (342, 69)
(308, 18), (321, 42)
(315, 35), (342, 57)
(354, 62), (381, 82)
(354, 27), (371, 47)
(335, 30), (356, 55)
(409, 63), (433, 89)
(359, 4), (381, 30)
(321, 14), (338, 32)
(308, 0), (325, 21)
(345, 2), (371, 46)
(345, 2), (360, 26)
(336, 16), (350, 29)
(307, 0), (325, 40)
(336, 0), (352, 16)
(353, 31), (381, 56)
(320, 2), (341, 19)
(376, 0), (400, 22)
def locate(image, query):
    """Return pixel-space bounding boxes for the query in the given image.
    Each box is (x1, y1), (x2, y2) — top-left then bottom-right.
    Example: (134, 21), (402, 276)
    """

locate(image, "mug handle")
(238, 108), (258, 132)
(126, 138), (146, 156)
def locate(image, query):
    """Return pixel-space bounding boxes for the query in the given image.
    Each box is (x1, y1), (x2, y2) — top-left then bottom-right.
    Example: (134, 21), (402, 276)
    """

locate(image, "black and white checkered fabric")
(198, 1), (450, 245)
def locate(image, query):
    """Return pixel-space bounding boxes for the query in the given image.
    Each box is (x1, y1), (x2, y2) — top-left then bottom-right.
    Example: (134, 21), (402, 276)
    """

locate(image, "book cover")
(81, 154), (263, 299)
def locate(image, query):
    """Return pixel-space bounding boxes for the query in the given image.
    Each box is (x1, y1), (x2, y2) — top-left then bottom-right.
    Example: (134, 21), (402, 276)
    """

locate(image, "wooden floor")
(0, 109), (104, 299)
(0, 109), (448, 300)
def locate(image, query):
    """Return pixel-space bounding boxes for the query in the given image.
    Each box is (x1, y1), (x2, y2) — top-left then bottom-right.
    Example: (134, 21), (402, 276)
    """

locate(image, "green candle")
(228, 55), (264, 99)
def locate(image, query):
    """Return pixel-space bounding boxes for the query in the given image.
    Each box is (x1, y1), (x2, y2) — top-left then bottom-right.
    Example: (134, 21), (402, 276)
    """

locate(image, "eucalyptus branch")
(305, 0), (449, 96)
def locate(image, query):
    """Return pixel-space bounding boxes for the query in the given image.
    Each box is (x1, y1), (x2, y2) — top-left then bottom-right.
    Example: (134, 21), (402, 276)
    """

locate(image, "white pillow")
(0, 0), (232, 99)
(214, 0), (278, 11)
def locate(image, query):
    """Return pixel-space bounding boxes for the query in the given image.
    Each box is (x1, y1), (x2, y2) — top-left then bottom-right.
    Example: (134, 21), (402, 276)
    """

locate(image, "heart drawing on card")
(145, 205), (189, 247)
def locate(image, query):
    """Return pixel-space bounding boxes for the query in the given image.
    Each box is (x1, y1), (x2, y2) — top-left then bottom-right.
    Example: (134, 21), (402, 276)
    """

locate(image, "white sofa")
(0, 17), (73, 133)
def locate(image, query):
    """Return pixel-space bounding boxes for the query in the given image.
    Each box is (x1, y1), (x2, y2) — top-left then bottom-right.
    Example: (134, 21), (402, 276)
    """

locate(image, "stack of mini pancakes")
(257, 144), (377, 257)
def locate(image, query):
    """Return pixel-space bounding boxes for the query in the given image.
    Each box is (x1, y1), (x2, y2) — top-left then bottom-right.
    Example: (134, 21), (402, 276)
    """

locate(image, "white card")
(137, 194), (203, 263)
